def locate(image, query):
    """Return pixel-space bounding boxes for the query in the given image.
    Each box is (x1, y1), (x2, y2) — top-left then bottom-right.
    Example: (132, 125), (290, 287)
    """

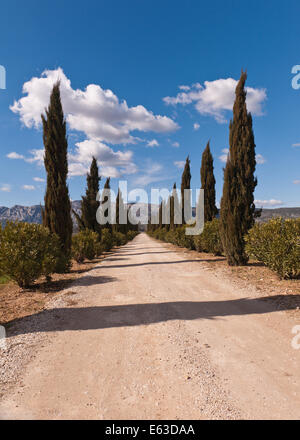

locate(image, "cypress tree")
(102, 177), (112, 231)
(115, 188), (127, 234)
(42, 82), (72, 272)
(200, 141), (218, 222)
(73, 157), (101, 236)
(220, 71), (257, 266)
(181, 156), (191, 224)
(159, 201), (163, 228)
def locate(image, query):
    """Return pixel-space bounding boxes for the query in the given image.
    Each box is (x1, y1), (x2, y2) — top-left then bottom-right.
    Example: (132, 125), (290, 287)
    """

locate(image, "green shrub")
(72, 229), (99, 263)
(126, 230), (138, 241)
(101, 228), (114, 252)
(245, 218), (300, 279)
(113, 231), (127, 246)
(194, 219), (223, 255)
(0, 221), (60, 288)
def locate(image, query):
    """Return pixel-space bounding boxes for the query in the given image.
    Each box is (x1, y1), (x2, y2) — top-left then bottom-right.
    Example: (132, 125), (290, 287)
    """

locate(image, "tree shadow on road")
(98, 259), (224, 269)
(6, 294), (300, 336)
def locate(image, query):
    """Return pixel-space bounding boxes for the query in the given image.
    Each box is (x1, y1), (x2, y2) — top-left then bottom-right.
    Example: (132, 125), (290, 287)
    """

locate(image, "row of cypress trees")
(41, 82), (136, 273)
(151, 71), (258, 267)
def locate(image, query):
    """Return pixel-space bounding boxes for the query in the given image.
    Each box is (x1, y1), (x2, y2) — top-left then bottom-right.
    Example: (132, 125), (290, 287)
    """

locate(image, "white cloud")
(163, 78), (266, 123)
(193, 123), (200, 131)
(219, 150), (266, 165)
(178, 85), (190, 91)
(22, 185), (36, 191)
(171, 141), (180, 148)
(134, 162), (166, 186)
(69, 139), (137, 178)
(147, 139), (159, 147)
(7, 149), (44, 165)
(33, 177), (45, 182)
(293, 179), (300, 184)
(6, 152), (25, 159)
(219, 148), (229, 163)
(256, 153), (266, 164)
(174, 161), (185, 169)
(11, 68), (178, 145)
(0, 184), (11, 192)
(292, 143), (300, 147)
(254, 199), (284, 207)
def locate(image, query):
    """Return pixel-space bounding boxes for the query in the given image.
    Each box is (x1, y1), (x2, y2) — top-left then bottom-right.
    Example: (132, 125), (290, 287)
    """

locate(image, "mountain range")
(0, 203), (299, 227)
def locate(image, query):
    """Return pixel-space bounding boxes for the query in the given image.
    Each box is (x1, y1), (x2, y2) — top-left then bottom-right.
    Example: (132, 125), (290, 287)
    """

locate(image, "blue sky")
(0, 0), (299, 207)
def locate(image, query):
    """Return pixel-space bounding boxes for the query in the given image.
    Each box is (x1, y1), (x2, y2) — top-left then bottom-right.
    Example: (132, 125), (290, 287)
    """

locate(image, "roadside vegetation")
(148, 72), (300, 280)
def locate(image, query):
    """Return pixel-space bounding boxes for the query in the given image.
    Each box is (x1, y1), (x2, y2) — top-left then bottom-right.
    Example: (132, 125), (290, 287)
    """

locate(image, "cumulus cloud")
(69, 139), (137, 178)
(219, 148), (229, 163)
(10, 68), (180, 178)
(147, 139), (159, 147)
(254, 199), (284, 207)
(174, 161), (185, 169)
(219, 150), (266, 165)
(163, 78), (266, 123)
(178, 85), (190, 91)
(171, 141), (180, 148)
(22, 185), (35, 191)
(256, 154), (266, 164)
(33, 177), (45, 182)
(193, 123), (200, 131)
(292, 143), (300, 147)
(10, 68), (178, 145)
(134, 162), (166, 186)
(0, 184), (11, 192)
(6, 152), (25, 159)
(293, 179), (300, 184)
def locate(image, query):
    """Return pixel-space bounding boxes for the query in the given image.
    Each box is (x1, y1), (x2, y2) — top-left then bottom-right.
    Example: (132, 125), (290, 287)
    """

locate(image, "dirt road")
(1, 233), (299, 419)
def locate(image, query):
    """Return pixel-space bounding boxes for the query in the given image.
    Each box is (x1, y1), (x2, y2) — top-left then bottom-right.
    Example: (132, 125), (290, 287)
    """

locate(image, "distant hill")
(0, 203), (298, 227)
(0, 201), (82, 228)
(255, 207), (300, 222)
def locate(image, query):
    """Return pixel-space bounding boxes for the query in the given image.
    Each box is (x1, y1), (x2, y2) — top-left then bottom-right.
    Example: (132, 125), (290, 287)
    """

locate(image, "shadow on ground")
(6, 295), (300, 336)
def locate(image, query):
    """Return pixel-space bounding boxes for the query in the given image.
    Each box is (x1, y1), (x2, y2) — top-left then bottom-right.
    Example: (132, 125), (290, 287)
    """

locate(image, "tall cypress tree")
(181, 156), (191, 224)
(101, 177), (112, 231)
(200, 141), (217, 222)
(115, 188), (127, 234)
(42, 82), (72, 272)
(73, 157), (101, 236)
(170, 183), (176, 230)
(220, 71), (257, 266)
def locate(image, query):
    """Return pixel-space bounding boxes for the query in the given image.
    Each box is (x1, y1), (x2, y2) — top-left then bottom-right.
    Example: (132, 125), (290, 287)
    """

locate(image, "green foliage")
(74, 157), (101, 236)
(149, 226), (195, 250)
(220, 71), (257, 266)
(245, 218), (300, 279)
(101, 228), (114, 252)
(72, 230), (100, 263)
(113, 231), (127, 246)
(126, 230), (139, 242)
(42, 82), (73, 272)
(0, 222), (60, 288)
(194, 219), (223, 255)
(201, 141), (218, 222)
(181, 156), (191, 224)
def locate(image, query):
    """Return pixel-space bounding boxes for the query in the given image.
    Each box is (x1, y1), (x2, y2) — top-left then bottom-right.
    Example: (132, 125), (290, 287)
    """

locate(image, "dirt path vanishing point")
(0, 233), (299, 420)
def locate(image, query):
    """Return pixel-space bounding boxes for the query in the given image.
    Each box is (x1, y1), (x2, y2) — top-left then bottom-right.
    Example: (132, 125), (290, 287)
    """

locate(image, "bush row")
(0, 222), (138, 288)
(245, 218), (300, 279)
(148, 217), (300, 279)
(72, 228), (138, 263)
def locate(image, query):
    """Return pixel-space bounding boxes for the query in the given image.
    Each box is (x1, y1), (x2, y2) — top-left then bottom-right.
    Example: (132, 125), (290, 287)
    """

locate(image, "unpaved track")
(1, 233), (299, 419)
